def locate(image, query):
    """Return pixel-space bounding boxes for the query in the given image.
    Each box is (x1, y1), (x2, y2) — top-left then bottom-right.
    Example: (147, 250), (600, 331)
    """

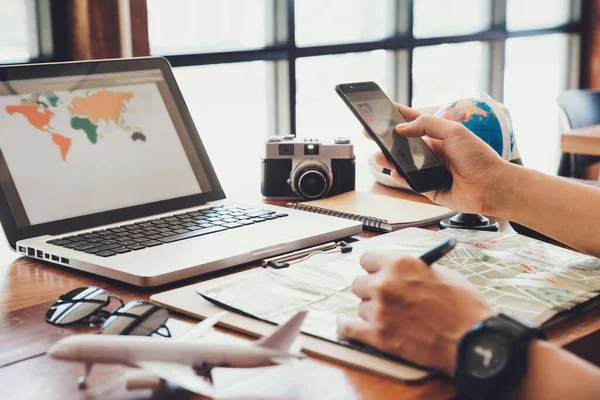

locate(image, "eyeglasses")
(45, 286), (171, 337)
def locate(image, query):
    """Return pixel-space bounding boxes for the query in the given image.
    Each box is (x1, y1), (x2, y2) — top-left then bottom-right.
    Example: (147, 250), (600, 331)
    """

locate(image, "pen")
(419, 237), (456, 266)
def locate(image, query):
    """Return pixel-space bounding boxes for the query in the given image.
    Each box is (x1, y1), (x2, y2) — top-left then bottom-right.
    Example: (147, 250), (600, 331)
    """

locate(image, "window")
(174, 62), (272, 197)
(294, 0), (394, 46)
(296, 51), (393, 138)
(506, 0), (575, 31)
(412, 42), (489, 108)
(145, 0), (583, 175)
(147, 0), (272, 55)
(504, 34), (576, 174)
(413, 0), (491, 38)
(0, 0), (38, 63)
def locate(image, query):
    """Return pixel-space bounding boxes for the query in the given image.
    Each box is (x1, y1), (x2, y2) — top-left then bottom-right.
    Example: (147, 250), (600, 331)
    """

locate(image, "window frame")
(149, 0), (584, 136)
(5, 0), (588, 137)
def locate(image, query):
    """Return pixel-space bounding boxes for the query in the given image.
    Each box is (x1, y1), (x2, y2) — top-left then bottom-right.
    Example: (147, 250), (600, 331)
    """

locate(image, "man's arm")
(350, 108), (600, 398)
(377, 109), (600, 257)
(338, 255), (600, 400)
(492, 163), (600, 257)
(513, 340), (600, 400)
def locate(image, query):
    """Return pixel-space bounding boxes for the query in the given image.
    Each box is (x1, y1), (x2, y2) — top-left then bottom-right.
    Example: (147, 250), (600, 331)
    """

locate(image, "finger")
(373, 152), (412, 189)
(432, 264), (473, 289)
(393, 103), (422, 122)
(357, 300), (375, 321)
(389, 169), (411, 190)
(337, 316), (374, 345)
(363, 104), (421, 140)
(360, 249), (396, 273)
(422, 188), (443, 205)
(374, 151), (394, 170)
(395, 115), (459, 140)
(351, 275), (375, 300)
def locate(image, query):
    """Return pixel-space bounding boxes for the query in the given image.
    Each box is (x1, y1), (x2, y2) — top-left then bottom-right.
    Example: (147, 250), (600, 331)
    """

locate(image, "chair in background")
(556, 90), (600, 178)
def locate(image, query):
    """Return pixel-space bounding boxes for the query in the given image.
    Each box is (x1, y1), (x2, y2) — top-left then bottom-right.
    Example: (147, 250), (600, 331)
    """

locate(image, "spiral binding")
(288, 203), (388, 232)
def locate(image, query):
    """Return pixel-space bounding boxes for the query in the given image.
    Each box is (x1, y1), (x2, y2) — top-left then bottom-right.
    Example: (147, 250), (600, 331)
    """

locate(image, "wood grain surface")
(561, 125), (600, 156)
(1, 178), (599, 400)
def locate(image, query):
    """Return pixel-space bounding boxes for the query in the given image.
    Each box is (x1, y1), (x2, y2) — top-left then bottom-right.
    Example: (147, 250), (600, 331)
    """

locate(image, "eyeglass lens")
(101, 301), (169, 336)
(45, 287), (109, 325)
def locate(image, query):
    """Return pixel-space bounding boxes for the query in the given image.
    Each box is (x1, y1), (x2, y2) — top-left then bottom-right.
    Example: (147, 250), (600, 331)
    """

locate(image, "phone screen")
(345, 89), (443, 173)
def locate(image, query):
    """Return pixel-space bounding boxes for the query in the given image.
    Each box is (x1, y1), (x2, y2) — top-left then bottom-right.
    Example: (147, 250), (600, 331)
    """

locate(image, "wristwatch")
(454, 313), (546, 400)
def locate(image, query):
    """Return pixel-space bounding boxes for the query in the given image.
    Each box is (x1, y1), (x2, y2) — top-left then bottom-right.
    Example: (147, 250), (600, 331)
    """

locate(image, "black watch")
(455, 313), (546, 400)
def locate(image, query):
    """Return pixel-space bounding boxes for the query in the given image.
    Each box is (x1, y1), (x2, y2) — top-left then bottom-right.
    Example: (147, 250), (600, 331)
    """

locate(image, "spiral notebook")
(287, 191), (455, 232)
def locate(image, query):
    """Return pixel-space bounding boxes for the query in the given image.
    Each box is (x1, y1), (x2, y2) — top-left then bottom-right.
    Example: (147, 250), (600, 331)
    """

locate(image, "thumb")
(337, 316), (373, 344)
(395, 115), (458, 141)
(393, 103), (422, 122)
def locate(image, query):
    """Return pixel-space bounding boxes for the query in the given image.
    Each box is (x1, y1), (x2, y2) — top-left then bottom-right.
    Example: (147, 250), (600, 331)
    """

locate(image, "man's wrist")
(437, 308), (497, 377)
(483, 161), (523, 219)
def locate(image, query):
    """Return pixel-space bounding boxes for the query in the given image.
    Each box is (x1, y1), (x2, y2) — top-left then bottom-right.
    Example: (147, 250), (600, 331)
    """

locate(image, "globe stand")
(439, 212), (500, 232)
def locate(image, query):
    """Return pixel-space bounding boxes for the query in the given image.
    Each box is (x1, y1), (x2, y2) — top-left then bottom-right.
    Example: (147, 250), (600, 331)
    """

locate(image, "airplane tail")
(255, 311), (307, 351)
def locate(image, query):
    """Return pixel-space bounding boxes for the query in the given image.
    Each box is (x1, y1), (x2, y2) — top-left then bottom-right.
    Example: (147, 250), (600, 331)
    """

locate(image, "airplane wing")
(180, 311), (228, 340)
(135, 361), (217, 397)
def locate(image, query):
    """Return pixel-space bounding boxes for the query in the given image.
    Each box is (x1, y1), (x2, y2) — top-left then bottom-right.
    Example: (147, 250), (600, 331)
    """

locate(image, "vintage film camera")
(261, 136), (355, 200)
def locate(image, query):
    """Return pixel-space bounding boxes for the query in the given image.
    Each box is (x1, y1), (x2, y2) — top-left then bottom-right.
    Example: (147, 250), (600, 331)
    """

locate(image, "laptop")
(0, 57), (362, 286)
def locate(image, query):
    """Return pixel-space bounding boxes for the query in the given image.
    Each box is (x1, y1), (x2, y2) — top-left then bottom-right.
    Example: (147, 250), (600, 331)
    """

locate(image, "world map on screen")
(5, 89), (147, 161)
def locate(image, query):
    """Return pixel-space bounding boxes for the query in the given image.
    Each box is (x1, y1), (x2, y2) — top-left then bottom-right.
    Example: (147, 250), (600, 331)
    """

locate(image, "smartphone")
(335, 81), (453, 193)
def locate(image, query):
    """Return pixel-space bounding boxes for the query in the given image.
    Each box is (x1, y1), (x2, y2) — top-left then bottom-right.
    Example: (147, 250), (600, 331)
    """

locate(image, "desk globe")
(435, 92), (515, 231)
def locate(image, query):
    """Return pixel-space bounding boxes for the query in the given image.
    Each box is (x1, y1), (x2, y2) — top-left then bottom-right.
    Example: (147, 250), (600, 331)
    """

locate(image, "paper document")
(196, 228), (600, 348)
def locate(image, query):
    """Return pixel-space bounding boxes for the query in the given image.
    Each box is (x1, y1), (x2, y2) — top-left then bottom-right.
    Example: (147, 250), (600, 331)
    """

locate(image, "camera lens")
(279, 143), (294, 156)
(304, 144), (319, 155)
(297, 170), (328, 199)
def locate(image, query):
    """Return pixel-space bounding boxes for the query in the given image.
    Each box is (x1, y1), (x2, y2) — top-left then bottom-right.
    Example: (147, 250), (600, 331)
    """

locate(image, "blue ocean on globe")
(435, 99), (511, 157)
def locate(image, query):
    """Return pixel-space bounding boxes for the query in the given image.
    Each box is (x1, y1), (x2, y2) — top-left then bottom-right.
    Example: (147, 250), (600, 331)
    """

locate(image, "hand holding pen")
(338, 235), (495, 377)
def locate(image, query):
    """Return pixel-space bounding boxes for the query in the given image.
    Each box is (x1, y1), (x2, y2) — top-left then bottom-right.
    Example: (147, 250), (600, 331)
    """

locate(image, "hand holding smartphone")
(335, 81), (453, 193)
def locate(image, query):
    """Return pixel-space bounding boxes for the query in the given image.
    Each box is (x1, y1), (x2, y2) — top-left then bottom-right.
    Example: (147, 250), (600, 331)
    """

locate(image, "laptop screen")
(0, 58), (224, 243)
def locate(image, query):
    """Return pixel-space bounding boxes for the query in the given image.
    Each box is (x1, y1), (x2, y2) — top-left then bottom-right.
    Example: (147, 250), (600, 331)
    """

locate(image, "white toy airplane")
(47, 311), (307, 394)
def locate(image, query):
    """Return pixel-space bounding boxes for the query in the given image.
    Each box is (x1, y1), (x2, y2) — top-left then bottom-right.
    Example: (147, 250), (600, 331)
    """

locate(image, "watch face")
(465, 331), (510, 379)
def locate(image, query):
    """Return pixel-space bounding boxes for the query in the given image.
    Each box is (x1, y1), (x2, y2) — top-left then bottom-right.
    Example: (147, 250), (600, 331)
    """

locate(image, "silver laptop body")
(0, 58), (361, 286)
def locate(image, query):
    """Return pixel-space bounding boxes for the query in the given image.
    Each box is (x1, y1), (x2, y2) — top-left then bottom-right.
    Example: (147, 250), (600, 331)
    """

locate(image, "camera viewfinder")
(279, 144), (294, 156)
(304, 144), (319, 155)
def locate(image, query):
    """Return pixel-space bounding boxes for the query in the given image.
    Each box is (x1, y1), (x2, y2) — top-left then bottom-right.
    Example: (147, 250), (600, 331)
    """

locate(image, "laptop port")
(36, 250), (43, 258)
(27, 247), (35, 256)
(60, 257), (69, 264)
(51, 255), (59, 261)
(45, 253), (50, 259)
(18, 246), (26, 253)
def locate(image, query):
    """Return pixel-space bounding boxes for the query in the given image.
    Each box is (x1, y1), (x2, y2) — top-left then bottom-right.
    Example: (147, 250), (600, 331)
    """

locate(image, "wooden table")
(1, 175), (600, 400)
(561, 125), (600, 156)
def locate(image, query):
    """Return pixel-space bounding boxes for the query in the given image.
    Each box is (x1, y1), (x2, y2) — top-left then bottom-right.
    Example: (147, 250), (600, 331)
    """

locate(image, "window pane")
(504, 34), (572, 175)
(413, 0), (491, 38)
(148, 0), (270, 55)
(412, 42), (488, 108)
(0, 0), (37, 62)
(174, 62), (272, 196)
(296, 51), (394, 163)
(507, 0), (574, 31)
(295, 0), (394, 47)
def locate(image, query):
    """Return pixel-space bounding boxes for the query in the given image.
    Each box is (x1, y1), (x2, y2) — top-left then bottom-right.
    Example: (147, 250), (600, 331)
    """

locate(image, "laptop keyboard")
(46, 205), (288, 257)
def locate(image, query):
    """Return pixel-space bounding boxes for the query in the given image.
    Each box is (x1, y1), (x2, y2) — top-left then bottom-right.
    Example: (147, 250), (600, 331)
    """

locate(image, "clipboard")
(151, 278), (431, 382)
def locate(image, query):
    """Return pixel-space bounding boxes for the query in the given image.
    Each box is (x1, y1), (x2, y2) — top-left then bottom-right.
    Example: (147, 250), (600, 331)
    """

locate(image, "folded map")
(196, 228), (600, 345)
